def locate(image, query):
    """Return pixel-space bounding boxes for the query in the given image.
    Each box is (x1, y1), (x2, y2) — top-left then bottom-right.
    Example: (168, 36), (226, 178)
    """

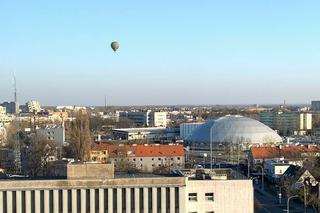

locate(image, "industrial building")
(259, 111), (312, 136)
(0, 164), (254, 213)
(112, 127), (179, 141)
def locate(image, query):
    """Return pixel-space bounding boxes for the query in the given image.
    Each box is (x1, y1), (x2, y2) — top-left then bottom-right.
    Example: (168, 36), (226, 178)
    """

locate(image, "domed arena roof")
(186, 115), (282, 144)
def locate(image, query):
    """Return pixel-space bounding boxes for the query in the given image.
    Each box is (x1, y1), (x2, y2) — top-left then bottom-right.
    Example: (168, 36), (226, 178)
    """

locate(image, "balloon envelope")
(111, 41), (119, 52)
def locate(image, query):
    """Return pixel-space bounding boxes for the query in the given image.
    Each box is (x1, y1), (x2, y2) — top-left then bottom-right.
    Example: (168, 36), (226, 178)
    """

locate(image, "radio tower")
(13, 75), (21, 174)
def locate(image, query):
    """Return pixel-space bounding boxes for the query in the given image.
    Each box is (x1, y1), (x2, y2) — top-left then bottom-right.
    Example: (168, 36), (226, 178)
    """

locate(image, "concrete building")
(259, 111), (312, 136)
(91, 144), (185, 172)
(150, 112), (167, 127)
(26, 100), (42, 113)
(0, 101), (19, 114)
(0, 106), (6, 115)
(311, 101), (320, 111)
(112, 127), (179, 141)
(0, 164), (254, 213)
(120, 111), (168, 127)
(36, 125), (65, 146)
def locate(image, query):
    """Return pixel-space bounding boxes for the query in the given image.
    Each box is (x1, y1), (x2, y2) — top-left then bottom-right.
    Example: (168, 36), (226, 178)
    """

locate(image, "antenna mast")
(13, 74), (21, 174)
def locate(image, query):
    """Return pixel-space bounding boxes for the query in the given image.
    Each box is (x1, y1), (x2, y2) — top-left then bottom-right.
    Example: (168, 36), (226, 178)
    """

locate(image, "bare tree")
(25, 135), (57, 176)
(69, 112), (92, 162)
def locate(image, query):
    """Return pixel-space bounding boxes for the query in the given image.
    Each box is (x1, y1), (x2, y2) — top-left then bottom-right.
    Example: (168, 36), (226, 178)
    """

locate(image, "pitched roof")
(250, 145), (320, 159)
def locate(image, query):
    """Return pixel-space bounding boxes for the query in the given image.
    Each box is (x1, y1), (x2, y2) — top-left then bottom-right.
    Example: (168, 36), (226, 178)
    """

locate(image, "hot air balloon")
(110, 41), (119, 52)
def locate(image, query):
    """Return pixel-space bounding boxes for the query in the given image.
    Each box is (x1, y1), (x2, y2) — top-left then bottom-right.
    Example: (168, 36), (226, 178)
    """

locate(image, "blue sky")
(0, 0), (320, 106)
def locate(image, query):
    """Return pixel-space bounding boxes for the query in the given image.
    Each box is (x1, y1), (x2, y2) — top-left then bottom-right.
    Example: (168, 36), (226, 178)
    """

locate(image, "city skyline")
(1, 1), (320, 105)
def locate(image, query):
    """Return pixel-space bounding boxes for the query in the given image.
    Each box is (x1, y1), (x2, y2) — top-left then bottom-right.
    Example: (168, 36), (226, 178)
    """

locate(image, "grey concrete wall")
(67, 163), (114, 179)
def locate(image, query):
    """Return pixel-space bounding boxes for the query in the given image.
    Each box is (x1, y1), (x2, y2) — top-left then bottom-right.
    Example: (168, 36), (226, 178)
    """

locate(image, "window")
(205, 193), (214, 201)
(188, 193), (197, 201)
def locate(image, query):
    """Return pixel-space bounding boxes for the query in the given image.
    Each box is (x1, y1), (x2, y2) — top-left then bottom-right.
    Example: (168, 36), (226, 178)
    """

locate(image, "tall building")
(120, 111), (168, 127)
(149, 112), (167, 127)
(26, 100), (42, 113)
(36, 125), (65, 146)
(259, 111), (312, 136)
(0, 164), (254, 213)
(0, 101), (19, 114)
(311, 101), (320, 111)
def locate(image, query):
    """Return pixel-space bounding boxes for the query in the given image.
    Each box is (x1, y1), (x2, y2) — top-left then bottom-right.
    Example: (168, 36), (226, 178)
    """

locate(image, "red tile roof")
(91, 143), (185, 158)
(250, 145), (320, 159)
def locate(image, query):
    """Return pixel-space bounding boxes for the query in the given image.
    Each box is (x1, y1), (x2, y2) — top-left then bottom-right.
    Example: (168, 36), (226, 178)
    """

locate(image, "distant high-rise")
(0, 101), (19, 114)
(311, 101), (320, 111)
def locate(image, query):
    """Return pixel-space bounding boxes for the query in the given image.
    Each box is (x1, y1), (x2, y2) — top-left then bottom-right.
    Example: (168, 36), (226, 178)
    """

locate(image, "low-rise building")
(264, 159), (290, 179)
(91, 143), (185, 172)
(248, 145), (320, 166)
(0, 164), (254, 213)
(112, 127), (179, 141)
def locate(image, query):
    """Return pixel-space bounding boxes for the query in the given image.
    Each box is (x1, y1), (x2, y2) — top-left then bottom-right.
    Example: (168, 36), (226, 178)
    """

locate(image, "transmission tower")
(13, 75), (21, 174)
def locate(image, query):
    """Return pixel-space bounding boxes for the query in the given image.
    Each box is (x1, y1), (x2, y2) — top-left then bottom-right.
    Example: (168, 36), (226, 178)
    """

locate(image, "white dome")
(187, 115), (282, 144)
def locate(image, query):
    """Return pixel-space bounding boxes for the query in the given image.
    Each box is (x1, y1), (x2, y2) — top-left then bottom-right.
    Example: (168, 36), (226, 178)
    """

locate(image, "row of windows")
(188, 193), (214, 202)
(114, 157), (181, 162)
(0, 187), (181, 213)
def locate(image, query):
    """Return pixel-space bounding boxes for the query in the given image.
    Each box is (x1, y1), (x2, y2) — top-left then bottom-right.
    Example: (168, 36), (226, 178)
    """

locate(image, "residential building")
(91, 143), (185, 172)
(36, 125), (65, 146)
(0, 101), (19, 114)
(0, 106), (5, 115)
(150, 112), (167, 127)
(26, 100), (42, 113)
(0, 164), (254, 213)
(264, 159), (290, 179)
(248, 145), (320, 166)
(259, 111), (312, 136)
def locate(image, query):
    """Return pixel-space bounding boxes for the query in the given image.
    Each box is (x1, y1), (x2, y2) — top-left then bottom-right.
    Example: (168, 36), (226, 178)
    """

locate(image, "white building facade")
(0, 166), (254, 213)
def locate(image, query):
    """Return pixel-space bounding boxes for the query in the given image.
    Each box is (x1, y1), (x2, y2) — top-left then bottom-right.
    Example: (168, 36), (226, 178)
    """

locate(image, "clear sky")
(0, 1), (320, 106)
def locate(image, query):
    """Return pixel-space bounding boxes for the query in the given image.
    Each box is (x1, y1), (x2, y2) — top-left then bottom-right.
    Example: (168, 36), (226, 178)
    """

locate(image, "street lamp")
(203, 153), (207, 168)
(296, 182), (308, 213)
(287, 195), (299, 213)
(278, 186), (282, 205)
(256, 165), (264, 190)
